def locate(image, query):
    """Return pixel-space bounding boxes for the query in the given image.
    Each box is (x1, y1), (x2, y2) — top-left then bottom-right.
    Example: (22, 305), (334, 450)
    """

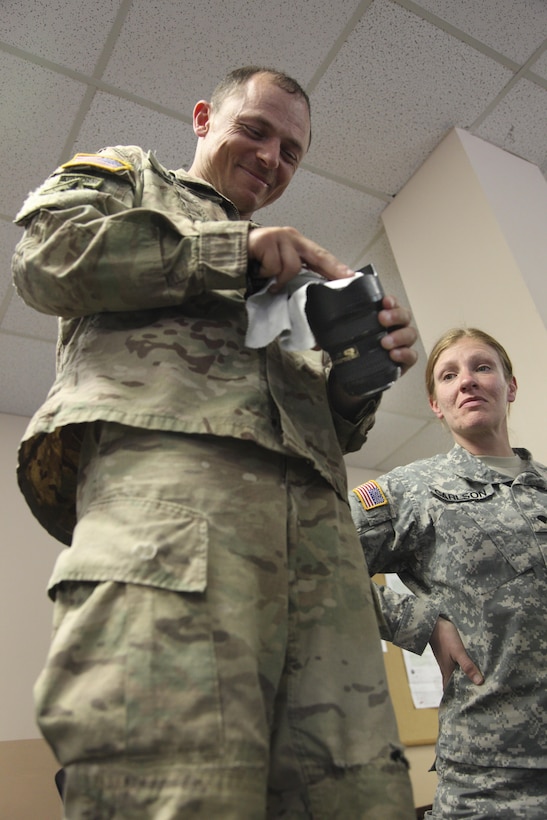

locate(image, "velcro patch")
(61, 152), (133, 174)
(352, 480), (388, 510)
(39, 173), (104, 194)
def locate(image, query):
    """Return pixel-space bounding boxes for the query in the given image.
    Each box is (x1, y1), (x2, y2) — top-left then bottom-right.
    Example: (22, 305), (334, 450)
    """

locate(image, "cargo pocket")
(36, 498), (223, 765)
(50, 496), (208, 593)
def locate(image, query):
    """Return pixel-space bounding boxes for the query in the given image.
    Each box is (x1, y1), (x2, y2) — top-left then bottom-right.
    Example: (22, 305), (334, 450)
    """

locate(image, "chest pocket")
(428, 483), (537, 595)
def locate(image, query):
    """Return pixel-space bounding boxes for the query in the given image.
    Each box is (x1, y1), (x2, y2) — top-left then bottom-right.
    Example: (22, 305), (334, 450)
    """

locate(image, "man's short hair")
(210, 66), (311, 141)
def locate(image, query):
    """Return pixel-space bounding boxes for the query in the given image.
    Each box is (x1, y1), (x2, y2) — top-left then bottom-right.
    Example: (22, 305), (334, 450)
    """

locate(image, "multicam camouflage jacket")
(12, 145), (378, 545)
(350, 444), (547, 768)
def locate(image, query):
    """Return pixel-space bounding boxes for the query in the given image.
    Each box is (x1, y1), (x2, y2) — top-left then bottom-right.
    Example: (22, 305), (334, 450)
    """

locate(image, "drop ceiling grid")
(0, 0), (544, 471)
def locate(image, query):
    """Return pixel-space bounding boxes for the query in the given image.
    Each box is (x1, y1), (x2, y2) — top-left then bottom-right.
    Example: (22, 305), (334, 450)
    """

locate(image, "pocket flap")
(49, 497), (208, 594)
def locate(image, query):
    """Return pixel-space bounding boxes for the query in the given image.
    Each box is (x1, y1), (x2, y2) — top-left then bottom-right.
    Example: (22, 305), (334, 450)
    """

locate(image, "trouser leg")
(426, 757), (547, 819)
(35, 430), (290, 817)
(266, 457), (414, 819)
(35, 427), (413, 818)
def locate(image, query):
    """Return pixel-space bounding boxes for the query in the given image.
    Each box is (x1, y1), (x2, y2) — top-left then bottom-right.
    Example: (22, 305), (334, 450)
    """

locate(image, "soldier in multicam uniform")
(350, 328), (547, 819)
(12, 66), (418, 818)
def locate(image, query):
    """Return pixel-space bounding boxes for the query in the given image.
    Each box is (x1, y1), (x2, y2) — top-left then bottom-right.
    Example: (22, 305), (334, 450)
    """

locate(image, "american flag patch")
(61, 153), (133, 173)
(352, 480), (387, 510)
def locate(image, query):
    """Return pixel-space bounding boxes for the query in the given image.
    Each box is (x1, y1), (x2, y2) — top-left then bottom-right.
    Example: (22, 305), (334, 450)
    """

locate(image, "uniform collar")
(172, 166), (241, 220)
(448, 443), (545, 487)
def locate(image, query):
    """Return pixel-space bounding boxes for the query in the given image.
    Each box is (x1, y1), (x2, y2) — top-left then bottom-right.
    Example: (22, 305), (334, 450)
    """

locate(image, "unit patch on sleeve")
(352, 480), (388, 511)
(61, 153), (133, 174)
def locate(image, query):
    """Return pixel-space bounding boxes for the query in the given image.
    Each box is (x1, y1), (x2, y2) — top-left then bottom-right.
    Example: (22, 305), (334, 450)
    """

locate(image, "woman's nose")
(459, 370), (477, 389)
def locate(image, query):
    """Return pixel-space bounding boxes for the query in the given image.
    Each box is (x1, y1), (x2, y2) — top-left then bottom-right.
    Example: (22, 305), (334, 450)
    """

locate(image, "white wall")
(0, 413), (62, 741)
(383, 130), (547, 463)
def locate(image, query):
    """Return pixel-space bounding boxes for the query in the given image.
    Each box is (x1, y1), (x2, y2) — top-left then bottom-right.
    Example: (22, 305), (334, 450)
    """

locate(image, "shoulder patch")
(38, 173), (104, 194)
(352, 480), (388, 510)
(61, 152), (133, 174)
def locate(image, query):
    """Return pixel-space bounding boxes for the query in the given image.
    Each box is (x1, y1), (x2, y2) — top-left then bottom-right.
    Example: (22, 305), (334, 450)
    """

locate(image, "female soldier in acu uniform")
(351, 327), (547, 819)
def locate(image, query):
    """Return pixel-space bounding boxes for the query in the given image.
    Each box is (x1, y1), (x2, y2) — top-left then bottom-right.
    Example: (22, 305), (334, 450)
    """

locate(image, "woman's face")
(429, 338), (517, 443)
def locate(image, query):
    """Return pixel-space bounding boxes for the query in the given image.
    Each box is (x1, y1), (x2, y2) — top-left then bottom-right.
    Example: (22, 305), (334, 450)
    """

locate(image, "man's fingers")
(248, 226), (353, 288)
(378, 300), (418, 376)
(249, 231), (419, 374)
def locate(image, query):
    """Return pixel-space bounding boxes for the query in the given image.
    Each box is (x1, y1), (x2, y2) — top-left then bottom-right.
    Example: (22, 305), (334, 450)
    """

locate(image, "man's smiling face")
(189, 74), (311, 219)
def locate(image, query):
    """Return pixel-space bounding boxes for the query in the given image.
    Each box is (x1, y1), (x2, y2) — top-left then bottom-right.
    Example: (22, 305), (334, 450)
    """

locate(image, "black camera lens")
(304, 265), (400, 397)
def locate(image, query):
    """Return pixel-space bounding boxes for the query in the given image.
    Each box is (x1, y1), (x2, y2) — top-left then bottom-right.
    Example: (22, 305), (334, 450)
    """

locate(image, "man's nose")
(257, 139), (280, 168)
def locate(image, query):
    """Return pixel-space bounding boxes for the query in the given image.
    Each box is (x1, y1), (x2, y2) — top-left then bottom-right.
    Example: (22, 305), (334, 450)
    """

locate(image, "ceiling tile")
(0, 222), (23, 306)
(344, 410), (428, 469)
(375, 418), (453, 472)
(1, 51), (88, 217)
(72, 91), (197, 171)
(307, 1), (513, 193)
(345, 464), (383, 488)
(3, 292), (58, 342)
(0, 0), (121, 72)
(259, 170), (386, 267)
(531, 47), (547, 80)
(413, 0), (547, 63)
(102, 0), (361, 113)
(476, 79), (547, 168)
(1, 0), (544, 463)
(0, 335), (55, 417)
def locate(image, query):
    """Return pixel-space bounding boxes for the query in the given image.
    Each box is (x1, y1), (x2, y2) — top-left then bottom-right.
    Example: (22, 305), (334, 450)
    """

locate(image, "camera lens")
(304, 268), (400, 396)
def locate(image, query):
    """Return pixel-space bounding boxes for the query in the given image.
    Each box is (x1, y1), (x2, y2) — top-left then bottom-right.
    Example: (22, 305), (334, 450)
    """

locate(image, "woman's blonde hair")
(425, 328), (514, 399)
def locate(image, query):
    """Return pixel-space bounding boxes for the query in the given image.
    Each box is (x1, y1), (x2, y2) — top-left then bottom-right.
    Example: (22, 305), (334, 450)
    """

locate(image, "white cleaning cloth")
(245, 271), (362, 351)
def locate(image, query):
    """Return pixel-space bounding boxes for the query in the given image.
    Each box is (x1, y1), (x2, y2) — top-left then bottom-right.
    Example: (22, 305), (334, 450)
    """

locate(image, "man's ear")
(193, 100), (211, 137)
(429, 396), (444, 420)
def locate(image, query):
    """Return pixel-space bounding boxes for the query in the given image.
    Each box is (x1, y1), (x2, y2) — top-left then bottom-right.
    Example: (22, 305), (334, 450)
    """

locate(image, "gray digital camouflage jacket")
(12, 145), (378, 545)
(350, 443), (547, 768)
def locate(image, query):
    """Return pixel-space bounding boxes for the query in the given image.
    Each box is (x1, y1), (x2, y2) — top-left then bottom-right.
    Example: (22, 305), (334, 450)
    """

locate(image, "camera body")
(304, 264), (400, 397)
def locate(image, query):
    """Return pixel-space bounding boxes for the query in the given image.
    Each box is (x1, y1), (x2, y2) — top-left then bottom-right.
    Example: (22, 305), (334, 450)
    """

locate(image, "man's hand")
(248, 227), (418, 374)
(378, 295), (417, 376)
(248, 226), (354, 292)
(327, 293), (417, 420)
(429, 617), (484, 690)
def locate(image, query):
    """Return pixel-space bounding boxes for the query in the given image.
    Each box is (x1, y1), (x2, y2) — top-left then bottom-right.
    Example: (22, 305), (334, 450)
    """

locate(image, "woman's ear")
(507, 376), (518, 404)
(429, 396), (444, 420)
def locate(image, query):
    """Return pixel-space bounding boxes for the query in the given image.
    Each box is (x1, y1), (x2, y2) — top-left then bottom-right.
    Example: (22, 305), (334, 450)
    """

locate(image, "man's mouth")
(242, 166), (270, 188)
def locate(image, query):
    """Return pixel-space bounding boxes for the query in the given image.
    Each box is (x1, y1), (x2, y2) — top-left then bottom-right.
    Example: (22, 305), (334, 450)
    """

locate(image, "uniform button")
(133, 543), (157, 560)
